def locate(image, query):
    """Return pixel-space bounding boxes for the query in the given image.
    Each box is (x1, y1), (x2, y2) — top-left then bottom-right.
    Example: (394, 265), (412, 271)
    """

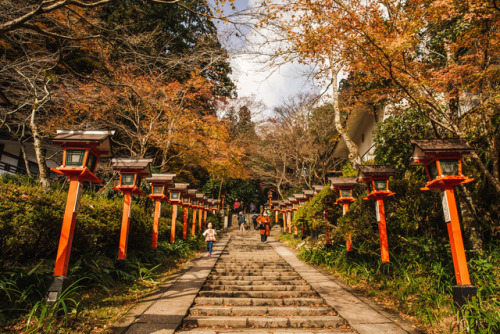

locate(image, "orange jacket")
(257, 215), (270, 236)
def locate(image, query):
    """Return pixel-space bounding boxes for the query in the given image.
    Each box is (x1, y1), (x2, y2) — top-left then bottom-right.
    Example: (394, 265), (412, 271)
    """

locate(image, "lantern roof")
(357, 165), (395, 179)
(111, 158), (153, 176)
(213, 199), (221, 205)
(328, 177), (358, 189)
(294, 194), (305, 200)
(313, 185), (325, 193)
(186, 189), (197, 197)
(170, 183), (189, 192)
(53, 130), (115, 157)
(410, 139), (472, 165)
(145, 173), (176, 185)
(271, 200), (280, 205)
(303, 189), (315, 196)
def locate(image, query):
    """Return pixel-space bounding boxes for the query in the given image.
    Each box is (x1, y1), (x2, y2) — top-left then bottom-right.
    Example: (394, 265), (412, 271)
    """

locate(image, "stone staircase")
(177, 233), (352, 333)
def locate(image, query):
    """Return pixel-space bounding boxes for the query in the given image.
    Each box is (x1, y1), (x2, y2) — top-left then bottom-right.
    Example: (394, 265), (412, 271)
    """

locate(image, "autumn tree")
(249, 94), (342, 198)
(257, 0), (500, 195)
(0, 0), (237, 187)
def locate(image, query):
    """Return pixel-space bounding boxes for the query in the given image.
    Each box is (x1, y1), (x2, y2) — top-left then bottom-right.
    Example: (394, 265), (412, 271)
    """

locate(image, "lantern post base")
(46, 276), (72, 306)
(380, 261), (392, 275)
(293, 234), (299, 239)
(115, 259), (128, 270)
(311, 229), (318, 241)
(452, 285), (477, 308)
(346, 250), (355, 259)
(324, 243), (333, 250)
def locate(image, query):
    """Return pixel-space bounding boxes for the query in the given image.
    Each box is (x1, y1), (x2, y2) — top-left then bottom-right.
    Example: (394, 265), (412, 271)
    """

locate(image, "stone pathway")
(111, 228), (423, 334)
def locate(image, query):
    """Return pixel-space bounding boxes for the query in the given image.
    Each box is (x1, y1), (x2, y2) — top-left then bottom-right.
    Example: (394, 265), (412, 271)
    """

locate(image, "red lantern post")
(411, 139), (476, 306)
(357, 165), (396, 273)
(167, 183), (189, 243)
(195, 193), (204, 231)
(183, 189), (196, 239)
(294, 194), (307, 239)
(329, 177), (357, 254)
(145, 174), (176, 249)
(112, 159), (153, 261)
(288, 196), (299, 238)
(47, 130), (114, 304)
(191, 195), (199, 237)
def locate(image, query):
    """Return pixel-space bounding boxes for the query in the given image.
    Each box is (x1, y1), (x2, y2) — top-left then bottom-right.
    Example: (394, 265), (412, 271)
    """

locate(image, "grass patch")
(276, 234), (500, 333)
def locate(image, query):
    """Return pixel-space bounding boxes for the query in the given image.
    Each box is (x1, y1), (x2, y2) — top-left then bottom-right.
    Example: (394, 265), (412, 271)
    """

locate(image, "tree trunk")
(456, 185), (483, 251)
(19, 140), (32, 178)
(30, 106), (50, 189)
(331, 66), (361, 167)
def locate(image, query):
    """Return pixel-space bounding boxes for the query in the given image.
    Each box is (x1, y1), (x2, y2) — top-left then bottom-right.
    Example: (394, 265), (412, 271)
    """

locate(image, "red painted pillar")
(152, 199), (161, 249)
(377, 198), (390, 263)
(118, 192), (133, 260)
(192, 209), (197, 236)
(324, 209), (330, 245)
(204, 210), (207, 229)
(183, 206), (188, 240)
(444, 188), (471, 285)
(344, 203), (353, 251)
(54, 176), (82, 276)
(282, 212), (286, 232)
(170, 204), (177, 243)
(198, 209), (202, 231)
(288, 212), (292, 234)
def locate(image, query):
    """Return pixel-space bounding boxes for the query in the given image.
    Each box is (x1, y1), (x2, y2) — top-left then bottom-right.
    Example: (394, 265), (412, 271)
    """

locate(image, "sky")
(215, 0), (321, 114)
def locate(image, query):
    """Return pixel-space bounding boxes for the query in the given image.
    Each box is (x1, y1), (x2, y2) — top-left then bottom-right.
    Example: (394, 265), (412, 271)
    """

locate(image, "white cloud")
(219, 0), (322, 115)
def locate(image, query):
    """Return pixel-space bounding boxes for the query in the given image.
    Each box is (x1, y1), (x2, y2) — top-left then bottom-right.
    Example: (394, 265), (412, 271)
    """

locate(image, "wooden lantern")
(145, 174), (176, 249)
(358, 165), (395, 273)
(47, 130), (114, 305)
(112, 159), (153, 261)
(411, 139), (477, 306)
(329, 177), (358, 253)
(167, 183), (189, 243)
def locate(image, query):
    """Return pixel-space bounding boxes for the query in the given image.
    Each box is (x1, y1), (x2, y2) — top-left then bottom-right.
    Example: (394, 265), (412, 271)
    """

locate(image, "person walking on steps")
(203, 223), (217, 256)
(238, 212), (246, 231)
(257, 212), (270, 242)
(252, 212), (258, 230)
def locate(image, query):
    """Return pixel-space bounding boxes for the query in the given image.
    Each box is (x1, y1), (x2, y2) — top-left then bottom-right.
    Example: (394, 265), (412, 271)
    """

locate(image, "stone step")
(213, 266), (292, 270)
(206, 280), (308, 286)
(211, 270), (296, 275)
(194, 297), (325, 306)
(208, 275), (302, 281)
(202, 285), (312, 291)
(177, 329), (351, 334)
(183, 315), (345, 328)
(198, 290), (318, 298)
(190, 306), (335, 316)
